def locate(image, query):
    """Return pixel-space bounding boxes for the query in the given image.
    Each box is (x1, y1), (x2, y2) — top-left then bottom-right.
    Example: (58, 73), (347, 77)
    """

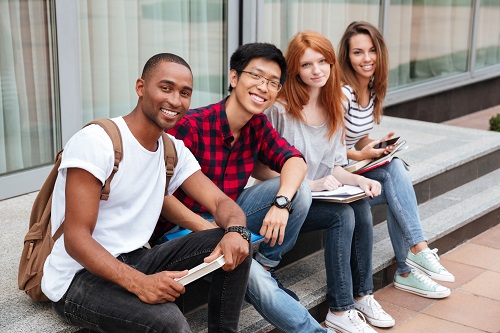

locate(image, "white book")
(311, 185), (366, 203)
(175, 255), (225, 286)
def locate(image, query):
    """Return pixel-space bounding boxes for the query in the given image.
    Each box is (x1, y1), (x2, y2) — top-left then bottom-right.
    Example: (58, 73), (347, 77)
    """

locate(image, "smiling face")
(348, 33), (377, 83)
(298, 48), (331, 89)
(137, 61), (193, 131)
(228, 57), (281, 117)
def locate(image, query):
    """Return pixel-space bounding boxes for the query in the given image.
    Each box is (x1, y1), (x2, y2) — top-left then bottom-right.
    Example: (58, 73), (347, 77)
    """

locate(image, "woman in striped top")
(338, 21), (454, 299)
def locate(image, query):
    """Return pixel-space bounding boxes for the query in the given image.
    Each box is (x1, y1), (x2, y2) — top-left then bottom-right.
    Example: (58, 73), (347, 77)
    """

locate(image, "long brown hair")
(278, 30), (344, 139)
(338, 21), (388, 124)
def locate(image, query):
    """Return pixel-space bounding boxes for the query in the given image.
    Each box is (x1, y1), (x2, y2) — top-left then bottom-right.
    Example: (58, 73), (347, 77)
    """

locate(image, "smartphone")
(374, 137), (400, 149)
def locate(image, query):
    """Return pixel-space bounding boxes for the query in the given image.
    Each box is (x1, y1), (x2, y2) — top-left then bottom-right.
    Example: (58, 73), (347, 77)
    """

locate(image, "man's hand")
(204, 231), (250, 271)
(259, 206), (289, 247)
(132, 271), (187, 304)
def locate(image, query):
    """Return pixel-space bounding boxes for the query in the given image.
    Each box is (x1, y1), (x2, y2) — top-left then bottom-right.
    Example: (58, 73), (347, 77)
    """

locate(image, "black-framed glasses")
(237, 70), (282, 92)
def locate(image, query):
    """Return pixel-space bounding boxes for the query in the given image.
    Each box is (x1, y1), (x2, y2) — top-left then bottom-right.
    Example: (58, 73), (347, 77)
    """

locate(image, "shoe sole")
(324, 319), (364, 333)
(363, 316), (395, 328)
(325, 317), (378, 333)
(405, 259), (455, 282)
(394, 281), (451, 299)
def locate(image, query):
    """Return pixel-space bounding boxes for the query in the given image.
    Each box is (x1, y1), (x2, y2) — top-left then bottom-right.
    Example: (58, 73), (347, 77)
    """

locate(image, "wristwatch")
(272, 195), (293, 214)
(225, 226), (251, 243)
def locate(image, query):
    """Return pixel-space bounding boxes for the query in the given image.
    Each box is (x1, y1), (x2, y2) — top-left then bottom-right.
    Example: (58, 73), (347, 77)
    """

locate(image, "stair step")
(370, 117), (500, 225)
(186, 168), (500, 333)
(2, 116), (499, 333)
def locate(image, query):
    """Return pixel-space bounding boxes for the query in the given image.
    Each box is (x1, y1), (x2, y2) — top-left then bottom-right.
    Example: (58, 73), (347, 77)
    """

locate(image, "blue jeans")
(364, 158), (427, 275)
(301, 199), (374, 312)
(245, 259), (334, 333)
(236, 177), (312, 268)
(53, 228), (251, 333)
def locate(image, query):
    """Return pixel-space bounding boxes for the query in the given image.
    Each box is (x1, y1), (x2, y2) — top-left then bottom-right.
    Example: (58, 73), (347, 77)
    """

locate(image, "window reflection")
(78, 0), (227, 122)
(0, 0), (57, 176)
(387, 1), (472, 88)
(475, 1), (500, 69)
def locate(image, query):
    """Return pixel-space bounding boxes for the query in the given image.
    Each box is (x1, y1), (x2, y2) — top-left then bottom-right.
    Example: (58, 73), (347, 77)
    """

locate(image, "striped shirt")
(343, 85), (375, 149)
(168, 97), (304, 214)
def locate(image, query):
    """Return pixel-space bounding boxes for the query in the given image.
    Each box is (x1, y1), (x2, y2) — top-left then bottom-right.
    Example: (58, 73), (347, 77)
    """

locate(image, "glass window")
(475, 0), (500, 69)
(387, 0), (472, 89)
(0, 0), (58, 177)
(77, 0), (227, 123)
(262, 0), (380, 52)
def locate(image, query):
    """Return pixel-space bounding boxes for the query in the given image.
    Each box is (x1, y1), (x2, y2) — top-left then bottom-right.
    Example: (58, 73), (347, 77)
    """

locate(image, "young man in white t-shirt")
(42, 53), (252, 333)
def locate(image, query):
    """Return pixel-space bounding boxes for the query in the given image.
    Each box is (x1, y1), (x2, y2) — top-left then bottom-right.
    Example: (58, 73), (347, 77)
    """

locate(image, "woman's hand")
(308, 175), (342, 192)
(358, 131), (396, 159)
(357, 176), (381, 199)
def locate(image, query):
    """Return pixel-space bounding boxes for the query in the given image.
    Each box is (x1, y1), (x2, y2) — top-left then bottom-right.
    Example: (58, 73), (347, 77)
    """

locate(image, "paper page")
(311, 185), (364, 197)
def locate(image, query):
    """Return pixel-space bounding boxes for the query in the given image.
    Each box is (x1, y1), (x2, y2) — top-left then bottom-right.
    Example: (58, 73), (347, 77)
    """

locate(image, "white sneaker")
(394, 269), (451, 299)
(325, 309), (377, 333)
(406, 248), (455, 282)
(354, 295), (395, 328)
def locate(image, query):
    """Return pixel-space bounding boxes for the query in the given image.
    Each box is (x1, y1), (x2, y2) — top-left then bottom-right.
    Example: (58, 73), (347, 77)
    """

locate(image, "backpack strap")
(162, 133), (178, 196)
(84, 119), (123, 201)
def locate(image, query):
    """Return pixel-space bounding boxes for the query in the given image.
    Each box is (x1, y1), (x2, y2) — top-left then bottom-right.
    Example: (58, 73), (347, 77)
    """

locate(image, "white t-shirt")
(264, 102), (347, 180)
(343, 85), (375, 149)
(42, 117), (200, 301)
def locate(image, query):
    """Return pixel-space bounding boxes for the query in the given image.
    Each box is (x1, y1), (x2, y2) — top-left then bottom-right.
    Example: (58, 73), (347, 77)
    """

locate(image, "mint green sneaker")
(406, 248), (455, 282)
(394, 269), (450, 299)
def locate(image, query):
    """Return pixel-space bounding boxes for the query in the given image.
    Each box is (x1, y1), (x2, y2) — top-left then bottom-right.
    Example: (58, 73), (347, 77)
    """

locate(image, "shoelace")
(422, 248), (445, 271)
(411, 268), (439, 288)
(347, 309), (370, 329)
(364, 295), (383, 314)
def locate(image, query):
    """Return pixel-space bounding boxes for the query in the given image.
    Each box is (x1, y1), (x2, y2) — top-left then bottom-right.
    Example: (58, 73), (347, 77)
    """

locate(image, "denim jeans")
(364, 158), (427, 275)
(245, 259), (334, 333)
(301, 199), (374, 312)
(53, 228), (251, 333)
(236, 177), (312, 268)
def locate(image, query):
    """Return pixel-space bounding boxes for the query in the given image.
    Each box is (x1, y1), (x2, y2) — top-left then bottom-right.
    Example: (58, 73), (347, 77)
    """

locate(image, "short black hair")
(228, 43), (287, 92)
(141, 53), (192, 80)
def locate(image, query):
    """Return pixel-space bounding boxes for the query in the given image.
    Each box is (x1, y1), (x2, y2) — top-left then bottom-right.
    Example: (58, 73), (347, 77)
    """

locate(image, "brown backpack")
(18, 118), (177, 302)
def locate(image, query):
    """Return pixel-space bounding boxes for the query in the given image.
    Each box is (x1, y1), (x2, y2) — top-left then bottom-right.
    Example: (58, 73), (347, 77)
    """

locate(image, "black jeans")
(54, 228), (251, 333)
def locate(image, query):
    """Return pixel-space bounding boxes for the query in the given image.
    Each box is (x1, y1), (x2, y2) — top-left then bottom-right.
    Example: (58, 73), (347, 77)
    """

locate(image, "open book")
(344, 139), (409, 175)
(174, 255), (225, 286)
(311, 185), (366, 203)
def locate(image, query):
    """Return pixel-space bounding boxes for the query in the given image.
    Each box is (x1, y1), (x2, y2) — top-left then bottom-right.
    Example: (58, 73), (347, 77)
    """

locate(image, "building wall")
(1, 0), (500, 200)
(385, 77), (500, 123)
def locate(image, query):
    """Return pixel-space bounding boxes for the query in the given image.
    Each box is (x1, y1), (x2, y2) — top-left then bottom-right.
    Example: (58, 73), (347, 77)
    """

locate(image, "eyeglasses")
(237, 70), (282, 92)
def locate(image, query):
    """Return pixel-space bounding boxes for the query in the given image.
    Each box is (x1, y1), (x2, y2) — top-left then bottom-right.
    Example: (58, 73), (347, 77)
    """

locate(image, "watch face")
(242, 229), (251, 240)
(276, 197), (288, 206)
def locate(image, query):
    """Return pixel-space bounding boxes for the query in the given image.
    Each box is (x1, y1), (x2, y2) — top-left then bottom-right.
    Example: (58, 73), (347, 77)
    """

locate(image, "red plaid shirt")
(169, 97), (304, 214)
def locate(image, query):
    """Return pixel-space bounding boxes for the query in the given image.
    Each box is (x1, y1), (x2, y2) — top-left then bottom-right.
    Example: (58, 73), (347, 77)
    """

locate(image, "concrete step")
(186, 168), (500, 333)
(1, 116), (499, 332)
(369, 116), (500, 225)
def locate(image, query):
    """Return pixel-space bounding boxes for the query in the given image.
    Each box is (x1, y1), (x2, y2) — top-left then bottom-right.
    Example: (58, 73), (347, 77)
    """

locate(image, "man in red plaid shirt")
(154, 43), (312, 303)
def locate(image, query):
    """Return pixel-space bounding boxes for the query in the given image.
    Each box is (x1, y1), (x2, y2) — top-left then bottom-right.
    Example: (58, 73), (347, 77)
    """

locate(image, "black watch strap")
(272, 195), (294, 214)
(225, 226), (251, 243)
